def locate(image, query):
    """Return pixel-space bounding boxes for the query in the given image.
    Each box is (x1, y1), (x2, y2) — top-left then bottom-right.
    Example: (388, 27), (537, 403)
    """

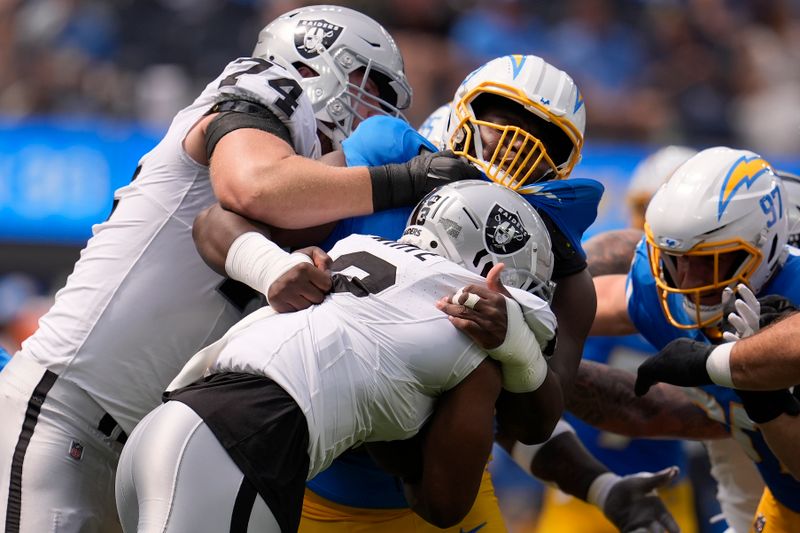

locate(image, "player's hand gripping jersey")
(17, 57), (319, 435)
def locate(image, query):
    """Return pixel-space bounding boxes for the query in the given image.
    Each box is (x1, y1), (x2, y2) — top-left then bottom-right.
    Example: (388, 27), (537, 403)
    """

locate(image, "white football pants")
(115, 400), (280, 533)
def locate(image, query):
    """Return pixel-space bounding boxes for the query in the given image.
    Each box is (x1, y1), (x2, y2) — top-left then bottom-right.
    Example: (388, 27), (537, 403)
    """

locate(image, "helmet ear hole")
(293, 62), (319, 77)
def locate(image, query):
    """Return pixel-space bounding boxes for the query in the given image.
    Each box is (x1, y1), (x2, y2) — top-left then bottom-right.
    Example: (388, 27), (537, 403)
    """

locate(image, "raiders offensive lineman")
(0, 6), (481, 532)
(115, 180), (559, 533)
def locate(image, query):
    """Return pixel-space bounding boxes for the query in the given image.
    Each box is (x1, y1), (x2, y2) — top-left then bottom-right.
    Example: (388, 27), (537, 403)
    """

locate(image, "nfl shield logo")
(753, 514), (766, 533)
(484, 204), (530, 255)
(68, 440), (84, 461)
(294, 19), (344, 59)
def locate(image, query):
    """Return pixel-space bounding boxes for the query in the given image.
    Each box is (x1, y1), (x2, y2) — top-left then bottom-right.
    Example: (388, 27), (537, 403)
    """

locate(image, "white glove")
(722, 284), (760, 342)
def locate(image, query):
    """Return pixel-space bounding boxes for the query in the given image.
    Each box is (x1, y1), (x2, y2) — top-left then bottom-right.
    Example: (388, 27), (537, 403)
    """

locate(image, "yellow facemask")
(644, 223), (762, 329)
(447, 81), (583, 190)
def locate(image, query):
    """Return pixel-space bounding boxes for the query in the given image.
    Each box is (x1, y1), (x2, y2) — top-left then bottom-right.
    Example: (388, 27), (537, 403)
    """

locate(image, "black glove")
(368, 150), (485, 212)
(603, 467), (681, 533)
(635, 338), (715, 396)
(736, 388), (800, 424)
(757, 294), (798, 329)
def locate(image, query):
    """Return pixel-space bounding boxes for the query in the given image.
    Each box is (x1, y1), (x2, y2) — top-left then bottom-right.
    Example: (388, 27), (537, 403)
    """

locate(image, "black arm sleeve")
(205, 99), (293, 160)
(536, 209), (588, 280)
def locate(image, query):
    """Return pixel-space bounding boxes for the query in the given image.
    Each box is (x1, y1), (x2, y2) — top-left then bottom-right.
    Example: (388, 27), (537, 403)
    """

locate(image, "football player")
(567, 147), (800, 533)
(193, 54), (678, 533)
(115, 180), (559, 533)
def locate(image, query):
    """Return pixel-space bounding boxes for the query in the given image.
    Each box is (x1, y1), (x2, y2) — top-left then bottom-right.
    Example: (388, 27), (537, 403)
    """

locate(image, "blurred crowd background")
(1, 1), (799, 530)
(1, 0), (799, 152)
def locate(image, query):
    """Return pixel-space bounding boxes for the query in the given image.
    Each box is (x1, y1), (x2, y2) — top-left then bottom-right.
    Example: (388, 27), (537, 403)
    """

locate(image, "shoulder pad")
(343, 116), (437, 167)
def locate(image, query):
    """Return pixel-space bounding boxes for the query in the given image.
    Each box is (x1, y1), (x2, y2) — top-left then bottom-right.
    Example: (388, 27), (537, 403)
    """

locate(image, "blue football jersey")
(627, 241), (800, 512)
(322, 116), (604, 257)
(0, 346), (10, 372)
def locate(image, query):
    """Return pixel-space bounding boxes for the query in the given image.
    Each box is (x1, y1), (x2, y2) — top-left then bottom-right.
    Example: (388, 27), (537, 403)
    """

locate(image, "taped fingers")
(450, 287), (482, 310)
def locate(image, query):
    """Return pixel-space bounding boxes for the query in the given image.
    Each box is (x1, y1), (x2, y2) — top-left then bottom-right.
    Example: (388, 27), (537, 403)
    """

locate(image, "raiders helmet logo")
(485, 204), (530, 255)
(294, 19), (344, 59)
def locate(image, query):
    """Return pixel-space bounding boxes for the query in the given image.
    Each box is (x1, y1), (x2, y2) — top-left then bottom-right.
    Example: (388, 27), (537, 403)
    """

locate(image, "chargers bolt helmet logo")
(294, 19), (344, 59)
(485, 205), (529, 255)
(718, 155), (772, 221)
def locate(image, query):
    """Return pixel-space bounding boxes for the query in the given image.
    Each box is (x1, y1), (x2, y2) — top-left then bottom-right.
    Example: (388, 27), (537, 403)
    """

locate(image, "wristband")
(368, 164), (413, 212)
(487, 296), (549, 393)
(736, 388), (800, 424)
(706, 343), (735, 388)
(587, 472), (622, 510)
(224, 232), (312, 304)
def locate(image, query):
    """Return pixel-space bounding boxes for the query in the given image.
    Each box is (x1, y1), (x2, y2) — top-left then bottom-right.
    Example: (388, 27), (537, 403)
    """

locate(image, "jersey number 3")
(330, 252), (397, 296)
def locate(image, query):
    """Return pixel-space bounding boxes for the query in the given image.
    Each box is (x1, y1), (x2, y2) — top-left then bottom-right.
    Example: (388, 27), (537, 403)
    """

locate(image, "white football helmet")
(645, 147), (789, 329)
(253, 5), (412, 148)
(445, 54), (585, 189)
(627, 146), (698, 230)
(399, 180), (555, 300)
(777, 169), (800, 248)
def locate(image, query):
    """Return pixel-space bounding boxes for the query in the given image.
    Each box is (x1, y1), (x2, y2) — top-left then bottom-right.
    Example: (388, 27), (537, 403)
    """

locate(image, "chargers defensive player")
(571, 147), (800, 533)
(115, 180), (559, 533)
(0, 6), (486, 532)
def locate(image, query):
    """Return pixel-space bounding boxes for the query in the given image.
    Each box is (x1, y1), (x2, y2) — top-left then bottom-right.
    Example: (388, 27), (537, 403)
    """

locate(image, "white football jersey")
(212, 234), (554, 478)
(21, 58), (320, 435)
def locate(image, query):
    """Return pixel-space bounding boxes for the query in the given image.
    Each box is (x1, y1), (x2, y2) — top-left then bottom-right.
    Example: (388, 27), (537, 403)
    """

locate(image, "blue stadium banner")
(0, 117), (159, 245)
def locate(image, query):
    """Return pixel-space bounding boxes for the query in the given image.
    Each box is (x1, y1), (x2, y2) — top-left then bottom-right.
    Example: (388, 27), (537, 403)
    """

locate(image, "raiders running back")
(210, 233), (551, 477)
(115, 230), (556, 533)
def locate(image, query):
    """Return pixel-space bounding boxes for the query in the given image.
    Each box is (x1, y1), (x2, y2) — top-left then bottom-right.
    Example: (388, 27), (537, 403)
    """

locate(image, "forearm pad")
(487, 296), (549, 393)
(225, 232), (312, 303)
